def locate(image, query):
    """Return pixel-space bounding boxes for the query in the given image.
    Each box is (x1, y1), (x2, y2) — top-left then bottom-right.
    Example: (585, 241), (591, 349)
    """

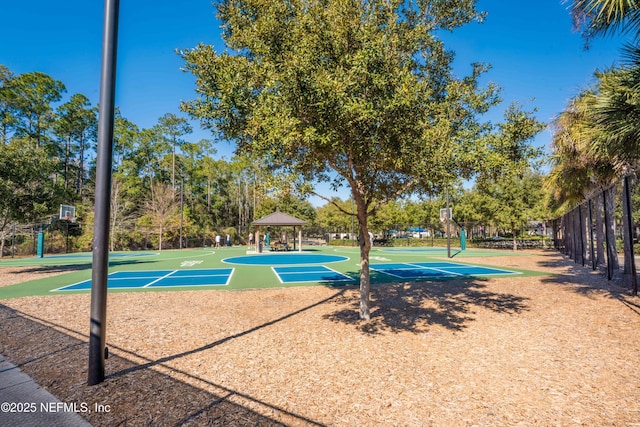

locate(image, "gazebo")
(252, 208), (307, 253)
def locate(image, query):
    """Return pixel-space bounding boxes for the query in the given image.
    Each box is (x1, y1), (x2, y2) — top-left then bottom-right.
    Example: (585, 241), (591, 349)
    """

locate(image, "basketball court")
(370, 261), (519, 279)
(272, 265), (354, 284)
(222, 253), (348, 265)
(0, 246), (542, 299)
(55, 268), (234, 291)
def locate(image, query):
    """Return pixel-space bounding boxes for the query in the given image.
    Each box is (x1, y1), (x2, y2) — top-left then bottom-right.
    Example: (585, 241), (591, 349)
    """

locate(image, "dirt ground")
(1, 249), (640, 426)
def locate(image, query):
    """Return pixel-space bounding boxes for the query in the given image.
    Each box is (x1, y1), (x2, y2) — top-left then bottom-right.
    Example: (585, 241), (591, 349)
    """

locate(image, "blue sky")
(1, 0), (630, 204)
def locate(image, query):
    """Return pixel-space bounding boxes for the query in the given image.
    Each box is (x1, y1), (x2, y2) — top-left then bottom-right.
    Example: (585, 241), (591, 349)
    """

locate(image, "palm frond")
(567, 0), (640, 40)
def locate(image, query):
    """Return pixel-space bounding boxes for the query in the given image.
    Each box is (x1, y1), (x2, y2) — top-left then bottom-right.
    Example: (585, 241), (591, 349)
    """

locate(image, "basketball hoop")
(439, 208), (451, 222)
(60, 204), (77, 223)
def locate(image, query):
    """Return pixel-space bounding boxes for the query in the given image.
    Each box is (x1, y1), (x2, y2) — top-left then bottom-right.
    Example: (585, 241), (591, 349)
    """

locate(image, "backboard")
(60, 204), (77, 222)
(439, 208), (452, 222)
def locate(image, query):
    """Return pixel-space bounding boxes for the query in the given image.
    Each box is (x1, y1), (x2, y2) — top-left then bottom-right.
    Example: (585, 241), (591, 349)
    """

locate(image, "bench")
(270, 241), (289, 251)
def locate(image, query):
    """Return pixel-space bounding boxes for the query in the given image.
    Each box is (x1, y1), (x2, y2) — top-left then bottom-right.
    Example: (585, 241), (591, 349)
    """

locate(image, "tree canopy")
(181, 0), (544, 319)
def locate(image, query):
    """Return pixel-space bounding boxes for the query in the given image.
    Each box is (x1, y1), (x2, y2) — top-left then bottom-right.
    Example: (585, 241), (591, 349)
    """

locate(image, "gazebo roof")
(252, 209), (307, 226)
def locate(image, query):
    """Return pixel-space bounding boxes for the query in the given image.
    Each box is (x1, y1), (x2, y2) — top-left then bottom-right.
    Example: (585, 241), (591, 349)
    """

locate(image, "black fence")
(552, 175), (638, 295)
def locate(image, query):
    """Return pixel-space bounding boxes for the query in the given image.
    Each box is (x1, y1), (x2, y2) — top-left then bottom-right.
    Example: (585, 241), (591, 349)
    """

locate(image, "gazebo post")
(256, 227), (261, 253)
(298, 227), (302, 252)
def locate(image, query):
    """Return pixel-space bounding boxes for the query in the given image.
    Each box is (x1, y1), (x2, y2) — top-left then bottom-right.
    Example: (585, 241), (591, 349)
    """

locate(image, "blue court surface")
(370, 261), (519, 279)
(272, 265), (354, 284)
(54, 268), (234, 291)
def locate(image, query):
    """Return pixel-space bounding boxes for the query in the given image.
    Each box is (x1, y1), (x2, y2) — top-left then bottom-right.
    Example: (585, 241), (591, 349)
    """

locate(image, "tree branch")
(308, 190), (356, 216)
(367, 177), (417, 216)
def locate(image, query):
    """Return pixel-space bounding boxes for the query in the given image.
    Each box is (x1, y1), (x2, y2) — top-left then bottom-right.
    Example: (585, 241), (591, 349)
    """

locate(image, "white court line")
(272, 266), (354, 283)
(405, 262), (464, 276)
(143, 270), (178, 287)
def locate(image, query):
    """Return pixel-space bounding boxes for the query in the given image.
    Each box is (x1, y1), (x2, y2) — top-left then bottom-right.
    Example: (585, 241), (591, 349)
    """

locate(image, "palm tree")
(549, 87), (619, 269)
(565, 1), (640, 281)
(568, 0), (640, 40)
(588, 49), (640, 170)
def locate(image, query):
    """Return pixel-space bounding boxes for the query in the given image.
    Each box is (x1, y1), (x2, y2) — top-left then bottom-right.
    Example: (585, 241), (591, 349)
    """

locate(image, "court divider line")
(271, 267), (284, 284)
(405, 262), (465, 276)
(143, 270), (179, 288)
(271, 265), (355, 284)
(224, 268), (234, 286)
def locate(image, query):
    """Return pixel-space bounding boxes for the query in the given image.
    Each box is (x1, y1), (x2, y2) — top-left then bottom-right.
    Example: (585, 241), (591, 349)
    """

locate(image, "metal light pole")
(446, 188), (451, 258)
(179, 174), (184, 249)
(88, 0), (120, 386)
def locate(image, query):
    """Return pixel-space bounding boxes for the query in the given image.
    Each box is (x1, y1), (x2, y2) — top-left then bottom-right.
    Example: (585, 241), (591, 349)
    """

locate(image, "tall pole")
(179, 174), (184, 249)
(579, 205), (585, 266)
(588, 199), (596, 271)
(88, 0), (120, 386)
(624, 176), (638, 295)
(446, 188), (451, 258)
(603, 189), (613, 281)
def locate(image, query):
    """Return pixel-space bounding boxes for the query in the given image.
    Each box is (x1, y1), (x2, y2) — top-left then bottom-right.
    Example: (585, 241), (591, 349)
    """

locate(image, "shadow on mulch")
(323, 278), (530, 335)
(3, 258), (156, 275)
(5, 264), (92, 274)
(0, 302), (331, 426)
(536, 251), (634, 297)
(531, 250), (640, 320)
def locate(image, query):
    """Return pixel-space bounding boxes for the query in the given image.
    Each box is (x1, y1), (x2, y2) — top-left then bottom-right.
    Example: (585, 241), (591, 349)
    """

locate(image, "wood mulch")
(0, 264), (86, 288)
(1, 249), (640, 426)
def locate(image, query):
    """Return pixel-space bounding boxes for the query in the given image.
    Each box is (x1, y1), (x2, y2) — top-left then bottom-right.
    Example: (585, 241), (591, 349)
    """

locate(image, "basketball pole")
(88, 0), (120, 386)
(446, 188), (451, 259)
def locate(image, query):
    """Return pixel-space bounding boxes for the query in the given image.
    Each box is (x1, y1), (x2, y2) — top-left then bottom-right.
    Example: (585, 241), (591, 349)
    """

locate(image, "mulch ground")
(1, 249), (640, 426)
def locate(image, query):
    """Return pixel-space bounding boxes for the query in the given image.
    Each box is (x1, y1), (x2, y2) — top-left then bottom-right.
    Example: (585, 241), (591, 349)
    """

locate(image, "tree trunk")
(78, 134), (85, 198)
(65, 136), (71, 190)
(622, 177), (634, 275)
(0, 230), (5, 258)
(595, 193), (605, 267)
(172, 140), (176, 191)
(358, 218), (371, 321)
(604, 185), (619, 274)
(207, 178), (211, 213)
(511, 225), (518, 251)
(580, 204), (588, 265)
(354, 191), (371, 321)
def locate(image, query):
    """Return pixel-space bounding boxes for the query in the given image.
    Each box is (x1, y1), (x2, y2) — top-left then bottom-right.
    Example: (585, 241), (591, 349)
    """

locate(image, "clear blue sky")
(1, 0), (629, 203)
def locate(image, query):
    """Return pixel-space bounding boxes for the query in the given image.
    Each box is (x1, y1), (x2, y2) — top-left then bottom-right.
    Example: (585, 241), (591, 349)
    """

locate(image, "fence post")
(603, 188), (613, 280)
(579, 205), (585, 266)
(588, 198), (596, 270)
(624, 175), (638, 295)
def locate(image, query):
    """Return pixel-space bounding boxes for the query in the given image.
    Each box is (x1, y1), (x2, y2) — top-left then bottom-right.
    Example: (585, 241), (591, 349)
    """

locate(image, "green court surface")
(0, 246), (545, 299)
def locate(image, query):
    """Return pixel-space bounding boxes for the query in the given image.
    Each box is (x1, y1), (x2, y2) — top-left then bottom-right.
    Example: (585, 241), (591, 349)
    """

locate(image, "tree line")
(0, 61), (547, 260)
(0, 10), (544, 274)
(4, 0), (640, 320)
(3, 0), (548, 323)
(0, 64), (320, 255)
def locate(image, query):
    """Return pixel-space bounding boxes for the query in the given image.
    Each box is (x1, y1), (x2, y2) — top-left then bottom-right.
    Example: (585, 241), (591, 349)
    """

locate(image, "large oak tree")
(181, 0), (504, 319)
